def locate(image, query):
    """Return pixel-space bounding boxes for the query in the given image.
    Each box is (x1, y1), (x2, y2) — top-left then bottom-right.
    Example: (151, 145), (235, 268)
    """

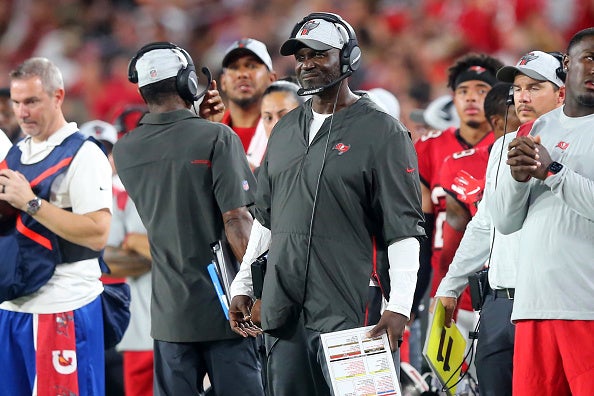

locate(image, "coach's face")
(512, 74), (564, 124)
(10, 76), (63, 143)
(294, 47), (342, 90)
(221, 54), (275, 108)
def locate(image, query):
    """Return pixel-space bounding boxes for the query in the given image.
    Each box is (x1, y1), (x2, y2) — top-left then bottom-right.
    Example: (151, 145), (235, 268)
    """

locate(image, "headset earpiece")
(128, 42), (201, 102)
(548, 51), (566, 82)
(506, 85), (514, 106)
(291, 12), (361, 75)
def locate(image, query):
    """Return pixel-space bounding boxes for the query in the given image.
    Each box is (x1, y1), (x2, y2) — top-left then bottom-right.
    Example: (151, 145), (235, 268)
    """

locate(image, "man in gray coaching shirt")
(229, 12), (424, 396)
(113, 43), (263, 396)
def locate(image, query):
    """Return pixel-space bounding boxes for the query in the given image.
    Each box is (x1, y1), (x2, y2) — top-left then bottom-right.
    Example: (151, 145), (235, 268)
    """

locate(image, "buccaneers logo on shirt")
(333, 143), (350, 155)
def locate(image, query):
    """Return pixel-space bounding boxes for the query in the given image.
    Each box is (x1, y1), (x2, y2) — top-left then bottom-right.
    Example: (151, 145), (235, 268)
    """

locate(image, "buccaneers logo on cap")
(300, 21), (320, 36)
(237, 38), (252, 48)
(518, 53), (538, 65)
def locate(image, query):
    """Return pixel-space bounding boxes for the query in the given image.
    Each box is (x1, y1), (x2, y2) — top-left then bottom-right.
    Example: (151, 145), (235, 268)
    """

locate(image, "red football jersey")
(415, 127), (494, 296)
(438, 146), (491, 311)
(440, 146), (491, 217)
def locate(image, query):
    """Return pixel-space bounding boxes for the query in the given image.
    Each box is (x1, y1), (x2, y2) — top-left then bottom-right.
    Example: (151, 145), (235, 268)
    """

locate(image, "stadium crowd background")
(1, 0), (592, 134)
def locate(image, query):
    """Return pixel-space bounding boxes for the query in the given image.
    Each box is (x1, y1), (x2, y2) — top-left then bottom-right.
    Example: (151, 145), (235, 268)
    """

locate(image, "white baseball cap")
(222, 38), (273, 71)
(410, 95), (460, 131)
(497, 51), (565, 88)
(281, 18), (346, 55)
(135, 48), (189, 88)
(79, 120), (118, 145)
(366, 88), (400, 120)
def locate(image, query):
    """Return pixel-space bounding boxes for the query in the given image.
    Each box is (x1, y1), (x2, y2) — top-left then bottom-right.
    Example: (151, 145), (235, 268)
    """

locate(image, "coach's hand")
(367, 310), (408, 352)
(229, 295), (262, 338)
(199, 80), (225, 122)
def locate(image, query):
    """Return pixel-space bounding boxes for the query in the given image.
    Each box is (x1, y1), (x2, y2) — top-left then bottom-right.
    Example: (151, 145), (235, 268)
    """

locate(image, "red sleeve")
(414, 137), (433, 188)
(439, 154), (456, 196)
(517, 120), (536, 137)
(437, 221), (464, 284)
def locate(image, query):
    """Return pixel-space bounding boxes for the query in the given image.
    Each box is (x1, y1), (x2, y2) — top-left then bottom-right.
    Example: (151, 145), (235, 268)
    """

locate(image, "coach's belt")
(493, 288), (515, 299)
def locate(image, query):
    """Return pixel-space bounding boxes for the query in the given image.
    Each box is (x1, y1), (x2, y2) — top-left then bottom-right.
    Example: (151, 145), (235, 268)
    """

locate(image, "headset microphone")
(297, 70), (352, 96)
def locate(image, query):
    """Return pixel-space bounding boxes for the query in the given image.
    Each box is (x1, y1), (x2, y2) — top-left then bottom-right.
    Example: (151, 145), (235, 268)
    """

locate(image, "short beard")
(466, 120), (482, 129)
(231, 95), (259, 108)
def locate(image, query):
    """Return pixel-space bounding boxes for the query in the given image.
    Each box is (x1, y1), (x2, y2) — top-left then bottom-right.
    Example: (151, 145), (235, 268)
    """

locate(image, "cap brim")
(222, 48), (260, 68)
(280, 38), (334, 56)
(497, 65), (548, 83)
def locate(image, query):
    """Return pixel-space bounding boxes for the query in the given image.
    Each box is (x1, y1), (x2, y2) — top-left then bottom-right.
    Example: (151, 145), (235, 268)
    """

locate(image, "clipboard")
(422, 300), (468, 396)
(207, 263), (229, 319)
(210, 239), (239, 303)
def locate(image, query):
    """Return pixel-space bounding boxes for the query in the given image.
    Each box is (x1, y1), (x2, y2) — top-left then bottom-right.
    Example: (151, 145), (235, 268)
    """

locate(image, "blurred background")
(1, 0), (592, 132)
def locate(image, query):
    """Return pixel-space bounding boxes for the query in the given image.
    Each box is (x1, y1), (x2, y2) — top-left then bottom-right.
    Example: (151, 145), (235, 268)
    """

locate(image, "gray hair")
(10, 57), (64, 95)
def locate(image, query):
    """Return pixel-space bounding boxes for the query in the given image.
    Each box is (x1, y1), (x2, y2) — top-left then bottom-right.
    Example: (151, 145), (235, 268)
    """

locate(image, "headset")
(548, 51), (567, 82)
(290, 12), (361, 95)
(127, 42), (212, 102)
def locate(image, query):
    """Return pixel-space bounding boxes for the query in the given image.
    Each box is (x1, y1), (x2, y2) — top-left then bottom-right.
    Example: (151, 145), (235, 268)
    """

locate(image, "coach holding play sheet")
(229, 12), (425, 396)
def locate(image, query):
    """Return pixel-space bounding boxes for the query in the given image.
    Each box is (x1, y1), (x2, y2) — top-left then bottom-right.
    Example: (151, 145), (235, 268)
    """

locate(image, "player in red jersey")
(439, 83), (521, 303)
(414, 54), (503, 317)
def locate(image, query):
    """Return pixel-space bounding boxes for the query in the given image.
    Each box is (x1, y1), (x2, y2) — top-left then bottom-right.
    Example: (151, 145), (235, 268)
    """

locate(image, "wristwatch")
(26, 196), (42, 216)
(547, 161), (563, 178)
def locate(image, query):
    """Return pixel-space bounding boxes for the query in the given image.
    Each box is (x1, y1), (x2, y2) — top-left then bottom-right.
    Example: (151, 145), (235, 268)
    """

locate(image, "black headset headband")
(127, 42), (192, 84)
(290, 12), (357, 46)
(128, 42), (212, 102)
(548, 51), (567, 82)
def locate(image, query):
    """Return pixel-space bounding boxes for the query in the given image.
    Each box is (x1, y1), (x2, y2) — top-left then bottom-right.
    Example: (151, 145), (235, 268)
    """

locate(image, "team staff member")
(489, 29), (594, 396)
(435, 50), (565, 396)
(0, 57), (112, 396)
(230, 13), (425, 395)
(81, 118), (152, 396)
(260, 79), (304, 139)
(104, 180), (153, 396)
(220, 38), (277, 168)
(113, 43), (263, 396)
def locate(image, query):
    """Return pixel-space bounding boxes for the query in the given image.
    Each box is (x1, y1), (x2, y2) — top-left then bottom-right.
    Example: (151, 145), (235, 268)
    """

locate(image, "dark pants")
(104, 347), (125, 396)
(265, 316), (400, 396)
(265, 319), (330, 396)
(153, 337), (263, 396)
(475, 291), (515, 396)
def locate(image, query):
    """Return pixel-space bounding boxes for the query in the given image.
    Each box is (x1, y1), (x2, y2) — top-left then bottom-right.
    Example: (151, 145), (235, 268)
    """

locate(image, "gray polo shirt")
(113, 109), (256, 342)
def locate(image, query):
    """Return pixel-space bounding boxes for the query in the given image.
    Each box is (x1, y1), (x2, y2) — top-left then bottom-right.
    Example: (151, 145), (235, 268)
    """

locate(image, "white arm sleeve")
(229, 218), (271, 299)
(385, 237), (420, 319)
